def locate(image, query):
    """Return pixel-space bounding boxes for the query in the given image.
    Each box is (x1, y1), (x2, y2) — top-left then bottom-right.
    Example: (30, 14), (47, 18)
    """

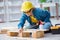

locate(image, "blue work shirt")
(18, 8), (51, 29)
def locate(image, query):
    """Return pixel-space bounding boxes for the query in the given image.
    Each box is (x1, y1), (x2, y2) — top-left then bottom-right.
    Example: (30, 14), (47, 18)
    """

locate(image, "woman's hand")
(40, 20), (45, 24)
(36, 22), (39, 25)
(19, 28), (23, 33)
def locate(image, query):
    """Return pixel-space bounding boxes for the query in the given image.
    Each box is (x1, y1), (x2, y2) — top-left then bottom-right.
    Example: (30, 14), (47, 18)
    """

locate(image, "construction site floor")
(0, 33), (60, 40)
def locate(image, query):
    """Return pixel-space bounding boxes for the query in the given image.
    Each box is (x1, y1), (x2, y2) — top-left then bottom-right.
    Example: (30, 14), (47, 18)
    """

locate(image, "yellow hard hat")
(21, 1), (34, 11)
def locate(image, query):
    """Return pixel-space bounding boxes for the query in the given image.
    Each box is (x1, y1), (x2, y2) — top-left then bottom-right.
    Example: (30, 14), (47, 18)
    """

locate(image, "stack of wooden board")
(19, 29), (44, 38)
(32, 31), (44, 38)
(7, 31), (19, 36)
(0, 29), (8, 34)
(19, 32), (31, 37)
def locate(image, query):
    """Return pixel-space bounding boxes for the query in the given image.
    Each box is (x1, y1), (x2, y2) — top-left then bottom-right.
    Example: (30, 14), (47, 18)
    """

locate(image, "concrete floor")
(0, 18), (60, 40)
(0, 18), (60, 29)
(0, 33), (60, 40)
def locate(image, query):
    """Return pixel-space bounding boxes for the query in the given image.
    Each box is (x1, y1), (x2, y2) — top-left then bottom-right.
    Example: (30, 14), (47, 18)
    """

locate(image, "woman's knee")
(43, 22), (51, 29)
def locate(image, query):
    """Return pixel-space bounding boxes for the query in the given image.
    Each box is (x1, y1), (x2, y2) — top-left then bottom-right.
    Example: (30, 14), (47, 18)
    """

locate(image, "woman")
(18, 1), (52, 32)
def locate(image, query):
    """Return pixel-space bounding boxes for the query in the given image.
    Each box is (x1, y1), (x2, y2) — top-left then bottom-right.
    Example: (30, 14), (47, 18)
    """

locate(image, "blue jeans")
(24, 22), (51, 29)
(43, 22), (52, 29)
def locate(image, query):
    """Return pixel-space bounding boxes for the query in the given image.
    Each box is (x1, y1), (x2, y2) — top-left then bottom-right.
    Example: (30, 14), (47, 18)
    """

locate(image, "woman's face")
(24, 9), (33, 16)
